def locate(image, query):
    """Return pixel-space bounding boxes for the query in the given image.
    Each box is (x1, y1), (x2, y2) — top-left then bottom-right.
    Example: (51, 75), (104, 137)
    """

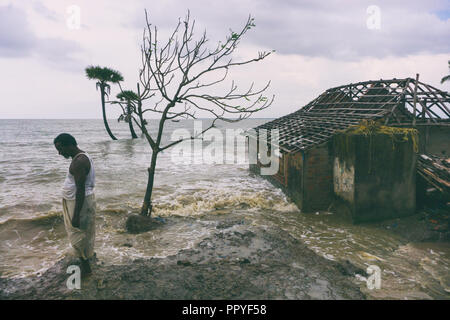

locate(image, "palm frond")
(85, 65), (124, 83)
(104, 83), (111, 96)
(117, 90), (139, 102)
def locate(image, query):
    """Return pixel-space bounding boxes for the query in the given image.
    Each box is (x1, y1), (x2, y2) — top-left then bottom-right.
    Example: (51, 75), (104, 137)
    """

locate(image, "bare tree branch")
(112, 10), (274, 216)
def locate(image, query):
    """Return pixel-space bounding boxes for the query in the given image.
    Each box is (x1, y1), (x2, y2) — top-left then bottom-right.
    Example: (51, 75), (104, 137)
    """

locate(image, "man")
(54, 133), (96, 276)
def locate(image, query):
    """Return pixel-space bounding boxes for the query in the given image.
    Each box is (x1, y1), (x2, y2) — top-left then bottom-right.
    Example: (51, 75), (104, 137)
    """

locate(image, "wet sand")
(0, 218), (366, 300)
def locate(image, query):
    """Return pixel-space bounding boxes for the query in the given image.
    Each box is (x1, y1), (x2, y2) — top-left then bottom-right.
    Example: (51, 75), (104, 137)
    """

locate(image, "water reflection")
(97, 140), (113, 159)
(121, 138), (138, 158)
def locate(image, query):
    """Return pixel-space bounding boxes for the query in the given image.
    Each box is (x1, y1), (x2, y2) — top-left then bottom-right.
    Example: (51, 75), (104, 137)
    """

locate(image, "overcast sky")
(0, 0), (449, 119)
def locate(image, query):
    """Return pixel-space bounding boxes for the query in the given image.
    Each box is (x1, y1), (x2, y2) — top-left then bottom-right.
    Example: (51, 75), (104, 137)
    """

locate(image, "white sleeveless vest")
(62, 152), (95, 200)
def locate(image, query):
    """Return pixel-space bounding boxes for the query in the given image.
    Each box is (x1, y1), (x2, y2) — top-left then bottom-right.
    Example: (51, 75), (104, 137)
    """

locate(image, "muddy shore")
(0, 218), (366, 300)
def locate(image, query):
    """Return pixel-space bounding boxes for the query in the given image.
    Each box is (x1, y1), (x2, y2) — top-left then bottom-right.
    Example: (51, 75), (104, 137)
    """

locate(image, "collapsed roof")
(250, 77), (450, 153)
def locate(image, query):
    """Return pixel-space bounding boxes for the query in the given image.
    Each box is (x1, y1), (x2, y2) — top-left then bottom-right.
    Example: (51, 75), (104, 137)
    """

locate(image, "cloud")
(0, 0), (448, 119)
(35, 37), (84, 71)
(0, 3), (83, 71)
(128, 0), (450, 61)
(0, 5), (36, 57)
(31, 0), (60, 22)
(243, 0), (450, 60)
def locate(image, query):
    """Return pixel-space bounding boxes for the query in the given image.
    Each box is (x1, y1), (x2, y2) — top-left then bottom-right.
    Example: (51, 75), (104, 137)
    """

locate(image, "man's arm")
(71, 156), (90, 228)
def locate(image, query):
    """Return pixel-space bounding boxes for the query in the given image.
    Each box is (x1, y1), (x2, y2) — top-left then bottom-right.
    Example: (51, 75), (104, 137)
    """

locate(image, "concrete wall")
(416, 126), (450, 156)
(333, 133), (417, 223)
(333, 157), (355, 204)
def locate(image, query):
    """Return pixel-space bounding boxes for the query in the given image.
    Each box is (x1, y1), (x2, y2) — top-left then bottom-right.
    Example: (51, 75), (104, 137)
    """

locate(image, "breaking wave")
(0, 210), (63, 229)
(151, 188), (300, 217)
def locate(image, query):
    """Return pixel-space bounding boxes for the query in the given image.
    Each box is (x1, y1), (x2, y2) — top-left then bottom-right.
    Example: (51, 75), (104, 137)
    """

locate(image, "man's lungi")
(62, 194), (96, 260)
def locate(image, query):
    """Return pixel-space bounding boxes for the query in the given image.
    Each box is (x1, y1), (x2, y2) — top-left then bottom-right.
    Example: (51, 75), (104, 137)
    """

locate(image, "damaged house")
(247, 76), (450, 222)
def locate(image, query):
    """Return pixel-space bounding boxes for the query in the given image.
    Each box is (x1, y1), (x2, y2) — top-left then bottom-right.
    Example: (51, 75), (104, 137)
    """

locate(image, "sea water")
(0, 119), (449, 299)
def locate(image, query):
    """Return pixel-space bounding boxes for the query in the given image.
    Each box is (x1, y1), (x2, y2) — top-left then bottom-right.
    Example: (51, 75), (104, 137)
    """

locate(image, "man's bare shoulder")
(71, 153), (91, 174)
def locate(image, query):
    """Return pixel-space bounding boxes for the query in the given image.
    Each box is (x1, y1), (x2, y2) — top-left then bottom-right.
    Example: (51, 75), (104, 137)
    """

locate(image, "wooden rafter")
(249, 77), (450, 153)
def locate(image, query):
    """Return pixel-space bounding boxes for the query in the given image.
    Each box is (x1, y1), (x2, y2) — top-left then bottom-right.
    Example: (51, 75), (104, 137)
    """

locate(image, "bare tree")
(118, 10), (274, 217)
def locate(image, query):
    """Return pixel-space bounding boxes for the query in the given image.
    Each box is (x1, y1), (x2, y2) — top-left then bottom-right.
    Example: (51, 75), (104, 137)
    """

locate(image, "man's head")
(54, 133), (78, 159)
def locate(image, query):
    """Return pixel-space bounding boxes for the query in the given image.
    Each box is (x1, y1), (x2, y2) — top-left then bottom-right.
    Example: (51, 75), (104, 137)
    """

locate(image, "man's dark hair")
(54, 133), (77, 146)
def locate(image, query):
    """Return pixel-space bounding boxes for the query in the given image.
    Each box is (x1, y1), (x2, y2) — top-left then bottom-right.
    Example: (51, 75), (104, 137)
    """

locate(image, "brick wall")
(248, 139), (333, 213)
(302, 142), (334, 212)
(286, 152), (303, 209)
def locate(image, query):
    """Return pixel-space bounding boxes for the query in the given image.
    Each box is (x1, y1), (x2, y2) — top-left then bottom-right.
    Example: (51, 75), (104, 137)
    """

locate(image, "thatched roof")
(250, 77), (450, 153)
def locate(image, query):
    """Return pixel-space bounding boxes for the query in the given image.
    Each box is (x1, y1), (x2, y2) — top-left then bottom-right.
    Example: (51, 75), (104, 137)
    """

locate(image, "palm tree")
(441, 60), (450, 84)
(85, 66), (124, 140)
(116, 90), (139, 139)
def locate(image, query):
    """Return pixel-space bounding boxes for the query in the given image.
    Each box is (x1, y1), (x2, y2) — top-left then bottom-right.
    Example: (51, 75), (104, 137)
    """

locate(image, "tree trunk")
(140, 149), (159, 216)
(100, 86), (117, 140)
(136, 83), (146, 136)
(127, 103), (138, 139)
